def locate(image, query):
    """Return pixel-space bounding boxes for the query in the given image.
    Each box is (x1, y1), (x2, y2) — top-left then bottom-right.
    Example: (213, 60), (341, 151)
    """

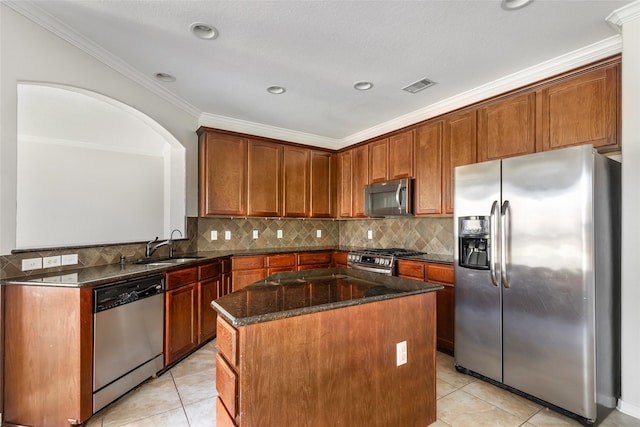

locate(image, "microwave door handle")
(395, 184), (402, 210)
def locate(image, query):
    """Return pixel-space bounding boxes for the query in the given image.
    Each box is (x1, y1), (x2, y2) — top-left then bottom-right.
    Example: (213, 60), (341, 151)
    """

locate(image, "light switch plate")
(316, 229), (322, 238)
(211, 230), (218, 240)
(253, 230), (259, 239)
(367, 230), (373, 240)
(396, 341), (407, 366)
(277, 229), (283, 239)
(22, 257), (42, 271)
(43, 255), (62, 268)
(61, 254), (78, 266)
(225, 231), (231, 240)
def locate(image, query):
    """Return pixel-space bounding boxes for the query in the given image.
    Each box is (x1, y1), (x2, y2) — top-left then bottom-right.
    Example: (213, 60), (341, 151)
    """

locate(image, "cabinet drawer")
(266, 253), (296, 268)
(427, 264), (454, 284)
(165, 267), (198, 290)
(396, 260), (425, 280)
(332, 251), (348, 266)
(232, 255), (265, 270)
(199, 261), (221, 280)
(217, 397), (237, 427)
(297, 251), (332, 265)
(216, 353), (238, 420)
(217, 317), (238, 366)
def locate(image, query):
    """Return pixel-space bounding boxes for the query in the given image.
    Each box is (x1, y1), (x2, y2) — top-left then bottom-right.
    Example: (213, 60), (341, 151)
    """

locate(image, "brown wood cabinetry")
(282, 146), (310, 217)
(396, 260), (455, 354)
(247, 140), (282, 217)
(199, 262), (222, 342)
(221, 258), (233, 297)
(352, 144), (370, 217)
(198, 131), (247, 216)
(389, 130), (414, 179)
(215, 292), (437, 426)
(3, 285), (93, 427)
(338, 150), (353, 217)
(443, 110), (477, 215)
(369, 138), (389, 183)
(477, 92), (537, 161)
(332, 250), (348, 267)
(232, 255), (266, 291)
(541, 63), (619, 152)
(310, 150), (335, 217)
(414, 121), (443, 215)
(266, 253), (297, 275)
(297, 251), (332, 270)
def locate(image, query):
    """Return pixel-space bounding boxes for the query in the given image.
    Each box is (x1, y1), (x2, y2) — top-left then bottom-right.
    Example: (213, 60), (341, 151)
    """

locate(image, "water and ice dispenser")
(458, 216), (491, 270)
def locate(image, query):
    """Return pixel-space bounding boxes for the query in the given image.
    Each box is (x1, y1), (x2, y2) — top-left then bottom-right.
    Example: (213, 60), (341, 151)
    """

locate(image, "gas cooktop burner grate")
(354, 248), (427, 257)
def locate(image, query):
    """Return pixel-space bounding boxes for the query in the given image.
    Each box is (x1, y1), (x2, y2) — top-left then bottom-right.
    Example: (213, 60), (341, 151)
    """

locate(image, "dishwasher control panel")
(93, 275), (164, 312)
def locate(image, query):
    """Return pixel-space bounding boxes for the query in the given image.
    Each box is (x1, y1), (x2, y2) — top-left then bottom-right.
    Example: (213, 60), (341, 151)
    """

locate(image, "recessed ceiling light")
(354, 81), (374, 91)
(501, 0), (534, 10)
(267, 86), (286, 95)
(154, 72), (176, 82)
(190, 22), (218, 40)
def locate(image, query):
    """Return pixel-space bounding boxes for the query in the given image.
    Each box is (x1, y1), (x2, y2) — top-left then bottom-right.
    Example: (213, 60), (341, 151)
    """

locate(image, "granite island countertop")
(211, 267), (443, 327)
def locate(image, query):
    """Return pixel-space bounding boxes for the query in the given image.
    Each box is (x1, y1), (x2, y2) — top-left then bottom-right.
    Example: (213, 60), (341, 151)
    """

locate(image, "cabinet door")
(310, 151), (335, 218)
(247, 140), (282, 217)
(198, 131), (247, 216)
(442, 111), (477, 215)
(200, 276), (220, 342)
(414, 121), (443, 215)
(369, 139), (389, 183)
(352, 145), (370, 217)
(232, 269), (265, 291)
(541, 64), (619, 151)
(389, 130), (414, 179)
(165, 283), (198, 365)
(338, 151), (353, 218)
(396, 260), (425, 280)
(283, 146), (310, 217)
(436, 284), (455, 354)
(478, 93), (536, 161)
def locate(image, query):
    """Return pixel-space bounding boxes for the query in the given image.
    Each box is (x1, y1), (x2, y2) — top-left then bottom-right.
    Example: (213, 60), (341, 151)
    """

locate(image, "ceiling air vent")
(402, 78), (437, 94)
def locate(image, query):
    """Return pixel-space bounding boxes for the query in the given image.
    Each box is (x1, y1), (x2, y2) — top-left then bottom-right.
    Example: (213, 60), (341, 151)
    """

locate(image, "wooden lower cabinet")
(3, 285), (93, 427)
(232, 255), (266, 291)
(396, 260), (455, 354)
(266, 253), (296, 275)
(332, 250), (348, 267)
(297, 251), (332, 270)
(215, 292), (437, 426)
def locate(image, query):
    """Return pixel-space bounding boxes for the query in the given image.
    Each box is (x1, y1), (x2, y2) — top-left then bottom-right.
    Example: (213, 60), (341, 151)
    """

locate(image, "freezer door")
(501, 145), (596, 419)
(454, 159), (502, 382)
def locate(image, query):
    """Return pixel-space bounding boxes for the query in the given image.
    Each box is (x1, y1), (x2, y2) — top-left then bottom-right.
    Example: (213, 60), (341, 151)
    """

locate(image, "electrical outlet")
(396, 341), (407, 366)
(316, 229), (322, 238)
(43, 255), (62, 268)
(22, 257), (42, 271)
(211, 230), (218, 240)
(277, 229), (283, 239)
(367, 230), (373, 240)
(225, 230), (231, 240)
(253, 230), (259, 239)
(61, 254), (78, 266)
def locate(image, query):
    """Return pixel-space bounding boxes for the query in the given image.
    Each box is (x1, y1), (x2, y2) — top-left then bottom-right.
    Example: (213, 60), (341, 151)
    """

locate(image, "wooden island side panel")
(218, 291), (437, 427)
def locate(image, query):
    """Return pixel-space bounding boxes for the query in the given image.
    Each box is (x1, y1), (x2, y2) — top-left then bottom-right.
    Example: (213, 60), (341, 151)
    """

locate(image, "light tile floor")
(86, 340), (640, 426)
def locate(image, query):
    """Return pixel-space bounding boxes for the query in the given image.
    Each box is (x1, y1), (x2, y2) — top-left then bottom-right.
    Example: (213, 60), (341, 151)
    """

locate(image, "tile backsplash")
(0, 216), (453, 279)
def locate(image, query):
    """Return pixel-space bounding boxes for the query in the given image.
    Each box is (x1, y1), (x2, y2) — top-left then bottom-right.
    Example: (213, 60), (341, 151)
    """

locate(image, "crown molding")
(4, 0), (201, 119)
(606, 0), (640, 31)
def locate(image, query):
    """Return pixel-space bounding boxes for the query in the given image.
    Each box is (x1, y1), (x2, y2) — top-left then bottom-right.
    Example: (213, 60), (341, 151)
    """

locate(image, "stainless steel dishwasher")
(93, 274), (165, 412)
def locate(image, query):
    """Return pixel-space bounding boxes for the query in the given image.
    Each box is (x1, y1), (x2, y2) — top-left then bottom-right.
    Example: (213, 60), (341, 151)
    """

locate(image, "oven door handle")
(347, 264), (393, 276)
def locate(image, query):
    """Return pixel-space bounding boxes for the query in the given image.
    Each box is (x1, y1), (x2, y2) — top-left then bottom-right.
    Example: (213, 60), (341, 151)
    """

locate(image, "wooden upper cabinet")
(541, 63), (619, 152)
(477, 93), (537, 161)
(198, 131), (247, 216)
(442, 110), (477, 215)
(282, 146), (310, 217)
(247, 140), (282, 217)
(414, 121), (443, 215)
(338, 150), (353, 218)
(369, 138), (389, 183)
(310, 150), (335, 218)
(352, 144), (370, 217)
(389, 130), (414, 179)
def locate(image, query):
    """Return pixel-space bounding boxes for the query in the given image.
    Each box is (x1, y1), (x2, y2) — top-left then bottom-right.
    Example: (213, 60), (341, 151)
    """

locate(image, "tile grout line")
(169, 370), (192, 426)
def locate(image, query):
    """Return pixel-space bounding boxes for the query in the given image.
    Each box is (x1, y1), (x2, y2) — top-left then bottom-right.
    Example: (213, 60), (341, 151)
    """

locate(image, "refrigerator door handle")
(501, 200), (510, 288)
(490, 200), (500, 287)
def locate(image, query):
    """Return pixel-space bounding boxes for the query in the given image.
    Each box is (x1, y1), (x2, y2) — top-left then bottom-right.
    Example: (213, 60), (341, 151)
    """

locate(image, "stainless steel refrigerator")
(453, 144), (620, 424)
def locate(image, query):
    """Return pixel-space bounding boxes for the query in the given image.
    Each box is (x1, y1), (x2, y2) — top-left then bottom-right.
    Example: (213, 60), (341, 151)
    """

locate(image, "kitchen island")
(212, 268), (442, 427)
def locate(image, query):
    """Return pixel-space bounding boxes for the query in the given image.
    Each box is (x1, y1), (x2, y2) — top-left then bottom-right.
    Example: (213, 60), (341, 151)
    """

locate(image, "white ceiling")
(8, 0), (633, 149)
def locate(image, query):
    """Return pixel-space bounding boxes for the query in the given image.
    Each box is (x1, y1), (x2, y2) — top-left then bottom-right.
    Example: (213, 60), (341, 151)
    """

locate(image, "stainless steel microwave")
(364, 178), (413, 217)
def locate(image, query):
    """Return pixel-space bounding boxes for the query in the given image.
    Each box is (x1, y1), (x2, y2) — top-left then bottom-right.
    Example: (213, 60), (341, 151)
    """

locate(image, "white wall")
(615, 3), (640, 418)
(0, 4), (199, 254)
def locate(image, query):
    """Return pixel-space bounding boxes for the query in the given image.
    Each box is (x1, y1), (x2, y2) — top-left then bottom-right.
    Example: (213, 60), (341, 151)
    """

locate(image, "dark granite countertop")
(0, 246), (453, 287)
(212, 267), (443, 327)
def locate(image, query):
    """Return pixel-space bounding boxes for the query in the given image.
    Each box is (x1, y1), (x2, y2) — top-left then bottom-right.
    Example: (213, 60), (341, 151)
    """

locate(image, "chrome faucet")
(145, 237), (170, 258)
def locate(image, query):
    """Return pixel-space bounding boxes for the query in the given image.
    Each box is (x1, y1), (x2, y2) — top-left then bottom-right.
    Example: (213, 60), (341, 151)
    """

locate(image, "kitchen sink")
(134, 255), (204, 265)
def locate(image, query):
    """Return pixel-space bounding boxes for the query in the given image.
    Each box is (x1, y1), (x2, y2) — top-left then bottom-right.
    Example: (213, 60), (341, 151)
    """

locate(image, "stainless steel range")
(347, 248), (426, 276)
